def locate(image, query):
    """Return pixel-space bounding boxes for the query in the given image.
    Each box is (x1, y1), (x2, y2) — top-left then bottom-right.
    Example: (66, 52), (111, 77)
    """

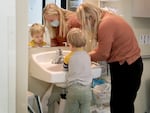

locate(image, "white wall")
(0, 0), (16, 113)
(16, 0), (28, 113)
(0, 0), (28, 113)
(46, 0), (56, 4)
(83, 0), (100, 6)
(135, 59), (150, 113)
(28, 0), (43, 24)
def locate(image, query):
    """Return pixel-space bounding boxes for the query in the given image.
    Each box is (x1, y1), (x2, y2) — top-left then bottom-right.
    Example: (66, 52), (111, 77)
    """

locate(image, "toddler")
(28, 23), (47, 47)
(64, 28), (92, 113)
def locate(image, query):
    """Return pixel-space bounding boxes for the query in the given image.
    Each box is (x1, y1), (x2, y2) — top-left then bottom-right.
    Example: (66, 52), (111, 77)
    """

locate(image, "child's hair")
(30, 23), (45, 36)
(67, 28), (86, 47)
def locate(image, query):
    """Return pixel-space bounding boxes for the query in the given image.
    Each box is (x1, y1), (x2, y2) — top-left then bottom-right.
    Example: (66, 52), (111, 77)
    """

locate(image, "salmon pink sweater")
(90, 12), (141, 65)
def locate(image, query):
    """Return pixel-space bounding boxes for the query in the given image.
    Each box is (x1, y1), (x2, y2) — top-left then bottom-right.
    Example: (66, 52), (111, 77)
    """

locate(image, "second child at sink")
(63, 28), (92, 113)
(28, 23), (48, 48)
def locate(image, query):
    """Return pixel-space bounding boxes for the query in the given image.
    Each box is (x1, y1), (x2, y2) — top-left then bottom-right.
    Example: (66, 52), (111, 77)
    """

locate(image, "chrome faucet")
(52, 49), (64, 64)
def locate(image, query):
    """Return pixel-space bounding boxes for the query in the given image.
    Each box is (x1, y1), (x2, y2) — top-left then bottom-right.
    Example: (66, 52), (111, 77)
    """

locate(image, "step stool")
(28, 91), (43, 113)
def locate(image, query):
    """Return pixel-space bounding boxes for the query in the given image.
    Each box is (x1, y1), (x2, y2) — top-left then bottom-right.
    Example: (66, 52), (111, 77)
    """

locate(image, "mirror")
(28, 1), (83, 113)
(28, 0), (83, 48)
(28, 0), (62, 48)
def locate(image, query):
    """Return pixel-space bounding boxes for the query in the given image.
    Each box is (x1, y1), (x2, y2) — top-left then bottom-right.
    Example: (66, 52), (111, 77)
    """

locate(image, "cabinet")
(132, 0), (150, 17)
(99, 0), (122, 16)
(83, 0), (119, 8)
(99, 0), (119, 7)
(100, 0), (119, 2)
(83, 0), (100, 6)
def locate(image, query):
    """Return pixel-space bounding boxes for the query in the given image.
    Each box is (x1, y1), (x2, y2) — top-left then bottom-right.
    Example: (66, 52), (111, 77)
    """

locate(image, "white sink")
(29, 50), (102, 87)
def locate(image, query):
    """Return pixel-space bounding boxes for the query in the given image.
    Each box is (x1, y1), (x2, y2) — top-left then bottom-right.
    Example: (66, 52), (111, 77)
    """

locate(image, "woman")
(76, 3), (143, 113)
(43, 3), (80, 47)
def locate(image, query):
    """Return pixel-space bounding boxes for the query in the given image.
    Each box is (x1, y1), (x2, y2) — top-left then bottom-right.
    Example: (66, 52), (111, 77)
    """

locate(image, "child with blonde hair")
(28, 23), (47, 47)
(63, 28), (92, 113)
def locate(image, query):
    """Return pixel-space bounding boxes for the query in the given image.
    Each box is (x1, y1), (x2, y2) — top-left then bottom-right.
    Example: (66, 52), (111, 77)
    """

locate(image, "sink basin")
(29, 50), (102, 86)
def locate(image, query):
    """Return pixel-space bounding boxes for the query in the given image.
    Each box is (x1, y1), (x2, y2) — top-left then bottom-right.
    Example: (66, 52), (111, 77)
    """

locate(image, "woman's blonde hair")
(76, 3), (105, 51)
(30, 23), (45, 36)
(67, 28), (86, 48)
(43, 3), (73, 38)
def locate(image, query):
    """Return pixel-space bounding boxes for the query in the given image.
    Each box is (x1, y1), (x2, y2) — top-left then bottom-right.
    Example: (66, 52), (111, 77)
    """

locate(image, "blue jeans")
(65, 84), (92, 113)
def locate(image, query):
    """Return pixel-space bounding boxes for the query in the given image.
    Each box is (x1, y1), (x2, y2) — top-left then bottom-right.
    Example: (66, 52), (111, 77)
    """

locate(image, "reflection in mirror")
(42, 1), (83, 47)
(28, 0), (63, 48)
(28, 0), (83, 48)
(28, 23), (50, 48)
(28, 1), (83, 113)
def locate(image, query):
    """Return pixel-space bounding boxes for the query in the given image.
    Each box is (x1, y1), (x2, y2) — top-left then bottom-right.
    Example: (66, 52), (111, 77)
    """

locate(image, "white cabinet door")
(83, 0), (100, 7)
(132, 0), (150, 17)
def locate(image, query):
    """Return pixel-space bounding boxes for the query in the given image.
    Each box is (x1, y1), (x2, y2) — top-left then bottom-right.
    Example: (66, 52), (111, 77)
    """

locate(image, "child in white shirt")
(64, 28), (92, 113)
